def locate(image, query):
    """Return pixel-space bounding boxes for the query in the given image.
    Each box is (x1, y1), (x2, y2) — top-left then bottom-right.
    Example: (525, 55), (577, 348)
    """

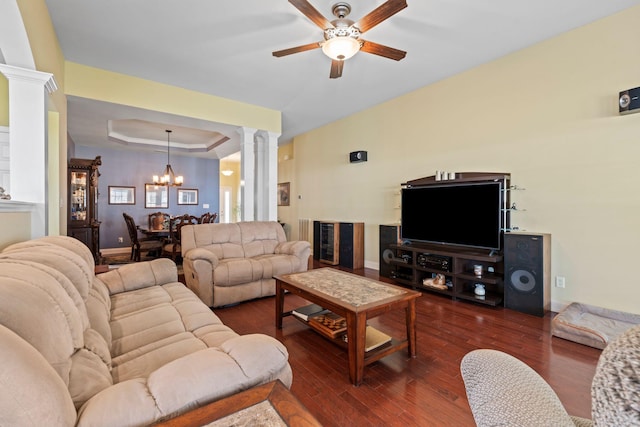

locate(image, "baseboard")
(101, 247), (130, 256)
(365, 260), (379, 271)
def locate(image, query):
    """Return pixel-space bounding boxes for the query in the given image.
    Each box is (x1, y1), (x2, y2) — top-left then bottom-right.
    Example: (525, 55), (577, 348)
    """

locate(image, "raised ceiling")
(45, 0), (640, 159)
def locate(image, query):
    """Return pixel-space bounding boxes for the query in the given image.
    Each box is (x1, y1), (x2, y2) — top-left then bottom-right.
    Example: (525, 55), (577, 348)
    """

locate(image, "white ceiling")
(45, 0), (640, 159)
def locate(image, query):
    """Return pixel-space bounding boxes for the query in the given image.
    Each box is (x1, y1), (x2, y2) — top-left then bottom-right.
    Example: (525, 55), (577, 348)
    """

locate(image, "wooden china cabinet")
(67, 156), (102, 264)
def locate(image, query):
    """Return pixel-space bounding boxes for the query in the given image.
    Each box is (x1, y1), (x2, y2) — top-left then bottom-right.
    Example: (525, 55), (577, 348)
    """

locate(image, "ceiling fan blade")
(329, 59), (344, 79)
(288, 0), (333, 30)
(356, 0), (407, 33)
(272, 42), (321, 57)
(360, 39), (406, 61)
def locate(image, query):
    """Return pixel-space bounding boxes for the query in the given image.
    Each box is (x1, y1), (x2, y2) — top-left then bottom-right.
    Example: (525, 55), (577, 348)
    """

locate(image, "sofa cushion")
(253, 253), (302, 278)
(238, 221), (286, 258)
(182, 222), (244, 259)
(0, 325), (77, 426)
(0, 257), (89, 331)
(109, 281), (240, 383)
(0, 260), (82, 383)
(3, 235), (95, 271)
(1, 244), (94, 303)
(69, 346), (113, 409)
(111, 332), (208, 382)
(86, 278), (113, 345)
(99, 258), (178, 295)
(213, 257), (263, 286)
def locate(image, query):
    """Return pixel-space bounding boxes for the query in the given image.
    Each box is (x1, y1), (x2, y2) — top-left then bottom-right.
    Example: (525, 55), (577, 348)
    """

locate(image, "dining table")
(137, 227), (170, 239)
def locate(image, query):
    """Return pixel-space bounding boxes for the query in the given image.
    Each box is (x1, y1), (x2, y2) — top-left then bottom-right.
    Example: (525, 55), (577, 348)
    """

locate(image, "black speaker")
(504, 233), (551, 317)
(339, 223), (354, 269)
(349, 151), (367, 163)
(312, 220), (320, 260)
(619, 87), (640, 115)
(379, 224), (401, 278)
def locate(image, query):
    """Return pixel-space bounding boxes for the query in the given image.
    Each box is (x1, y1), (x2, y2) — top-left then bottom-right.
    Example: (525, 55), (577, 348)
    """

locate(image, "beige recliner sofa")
(181, 221), (311, 307)
(0, 235), (292, 426)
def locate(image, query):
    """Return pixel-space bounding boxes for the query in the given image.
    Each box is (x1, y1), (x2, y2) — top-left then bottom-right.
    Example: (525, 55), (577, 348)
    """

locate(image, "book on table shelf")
(292, 304), (330, 321)
(342, 326), (392, 352)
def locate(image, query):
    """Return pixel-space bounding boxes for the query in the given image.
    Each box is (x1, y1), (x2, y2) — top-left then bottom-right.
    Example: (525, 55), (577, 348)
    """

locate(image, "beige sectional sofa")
(0, 236), (292, 426)
(181, 221), (311, 307)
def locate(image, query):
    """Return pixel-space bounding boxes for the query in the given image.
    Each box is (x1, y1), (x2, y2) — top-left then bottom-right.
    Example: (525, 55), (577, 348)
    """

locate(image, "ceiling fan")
(273, 0), (407, 79)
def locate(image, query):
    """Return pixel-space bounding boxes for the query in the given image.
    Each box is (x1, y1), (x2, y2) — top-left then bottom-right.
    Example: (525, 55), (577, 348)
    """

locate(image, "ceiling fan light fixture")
(322, 36), (361, 61)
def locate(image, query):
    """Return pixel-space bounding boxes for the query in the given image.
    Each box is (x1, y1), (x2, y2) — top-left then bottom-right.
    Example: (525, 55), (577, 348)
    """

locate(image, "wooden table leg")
(406, 299), (417, 357)
(346, 311), (367, 386)
(276, 280), (284, 329)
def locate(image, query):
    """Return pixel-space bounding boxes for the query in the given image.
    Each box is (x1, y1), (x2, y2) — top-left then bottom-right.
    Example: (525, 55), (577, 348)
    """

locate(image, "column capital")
(0, 64), (58, 93)
(237, 126), (257, 139)
(256, 130), (281, 142)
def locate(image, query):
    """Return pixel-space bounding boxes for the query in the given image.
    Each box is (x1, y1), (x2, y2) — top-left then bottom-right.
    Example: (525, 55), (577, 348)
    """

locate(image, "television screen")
(401, 182), (503, 250)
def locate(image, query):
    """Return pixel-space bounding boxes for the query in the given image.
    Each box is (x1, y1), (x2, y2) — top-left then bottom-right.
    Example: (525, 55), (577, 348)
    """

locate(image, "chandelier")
(153, 130), (183, 186)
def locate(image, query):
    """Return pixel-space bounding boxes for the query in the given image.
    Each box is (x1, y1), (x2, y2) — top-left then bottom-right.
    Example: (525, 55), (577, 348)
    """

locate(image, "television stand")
(389, 243), (504, 307)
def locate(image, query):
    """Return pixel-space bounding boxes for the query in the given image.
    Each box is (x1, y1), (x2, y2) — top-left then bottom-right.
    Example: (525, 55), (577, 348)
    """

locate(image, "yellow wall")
(65, 62), (281, 134)
(219, 161), (241, 222)
(291, 5), (640, 314)
(0, 212), (31, 250)
(277, 144), (296, 239)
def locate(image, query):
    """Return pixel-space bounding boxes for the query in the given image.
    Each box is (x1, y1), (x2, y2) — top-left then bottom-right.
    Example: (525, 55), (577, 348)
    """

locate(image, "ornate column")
(0, 64), (58, 237)
(238, 127), (256, 221)
(256, 130), (280, 221)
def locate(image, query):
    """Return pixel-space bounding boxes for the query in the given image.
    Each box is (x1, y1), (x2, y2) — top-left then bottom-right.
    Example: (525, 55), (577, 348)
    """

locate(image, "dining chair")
(198, 212), (218, 224)
(123, 213), (164, 262)
(162, 214), (198, 261)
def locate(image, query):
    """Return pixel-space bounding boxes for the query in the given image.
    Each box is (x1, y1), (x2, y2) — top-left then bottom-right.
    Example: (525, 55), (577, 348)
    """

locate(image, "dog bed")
(551, 302), (640, 349)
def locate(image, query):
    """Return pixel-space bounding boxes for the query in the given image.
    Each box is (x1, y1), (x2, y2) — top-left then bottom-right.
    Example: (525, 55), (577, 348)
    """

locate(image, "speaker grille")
(504, 233), (550, 317)
(379, 225), (401, 278)
(508, 269), (537, 293)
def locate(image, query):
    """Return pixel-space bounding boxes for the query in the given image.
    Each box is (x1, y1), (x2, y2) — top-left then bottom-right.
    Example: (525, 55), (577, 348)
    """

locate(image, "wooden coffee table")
(276, 268), (421, 386)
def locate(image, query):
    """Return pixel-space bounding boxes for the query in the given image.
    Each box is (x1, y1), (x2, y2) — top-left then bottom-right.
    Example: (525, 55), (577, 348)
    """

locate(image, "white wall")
(290, 5), (640, 314)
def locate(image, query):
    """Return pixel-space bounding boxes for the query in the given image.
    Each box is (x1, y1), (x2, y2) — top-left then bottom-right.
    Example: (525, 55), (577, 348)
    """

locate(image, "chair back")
(198, 212), (218, 224)
(171, 214), (199, 244)
(148, 212), (168, 230)
(199, 212), (211, 224)
(123, 213), (139, 244)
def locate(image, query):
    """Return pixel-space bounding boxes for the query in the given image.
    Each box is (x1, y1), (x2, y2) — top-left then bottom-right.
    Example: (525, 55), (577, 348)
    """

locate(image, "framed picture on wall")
(278, 182), (290, 206)
(145, 184), (168, 209)
(108, 186), (135, 205)
(177, 188), (198, 205)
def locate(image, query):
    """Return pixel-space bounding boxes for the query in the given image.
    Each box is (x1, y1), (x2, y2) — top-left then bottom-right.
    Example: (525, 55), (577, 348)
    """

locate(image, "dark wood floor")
(214, 263), (601, 426)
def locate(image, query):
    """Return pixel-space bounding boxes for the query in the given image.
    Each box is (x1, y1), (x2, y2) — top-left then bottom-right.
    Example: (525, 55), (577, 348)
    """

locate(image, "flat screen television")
(401, 181), (504, 251)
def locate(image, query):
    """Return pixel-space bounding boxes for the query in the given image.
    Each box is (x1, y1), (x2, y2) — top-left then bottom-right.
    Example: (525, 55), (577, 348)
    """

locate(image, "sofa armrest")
(98, 258), (178, 295)
(275, 240), (311, 260)
(77, 335), (291, 426)
(183, 248), (219, 268)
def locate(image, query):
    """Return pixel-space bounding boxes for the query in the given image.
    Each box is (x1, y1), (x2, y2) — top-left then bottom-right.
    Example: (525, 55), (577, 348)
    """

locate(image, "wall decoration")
(278, 182), (290, 206)
(108, 186), (135, 205)
(177, 188), (198, 205)
(145, 183), (168, 209)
